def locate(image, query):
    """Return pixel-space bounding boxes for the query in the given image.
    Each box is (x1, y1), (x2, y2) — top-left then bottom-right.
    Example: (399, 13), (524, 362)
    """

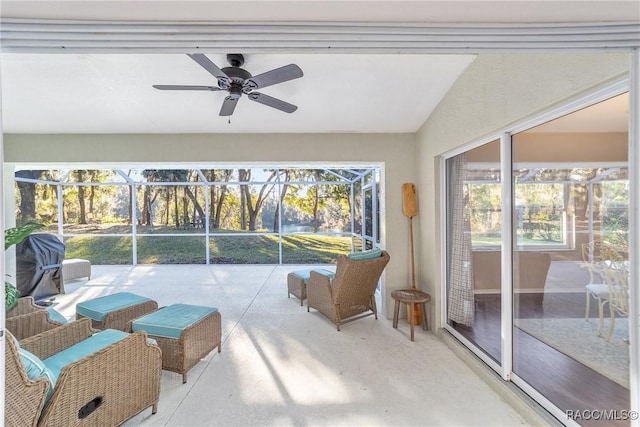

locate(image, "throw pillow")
(13, 337), (57, 400)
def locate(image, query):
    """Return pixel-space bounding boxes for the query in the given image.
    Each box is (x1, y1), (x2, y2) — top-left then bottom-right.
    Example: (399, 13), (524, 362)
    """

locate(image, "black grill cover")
(16, 233), (65, 302)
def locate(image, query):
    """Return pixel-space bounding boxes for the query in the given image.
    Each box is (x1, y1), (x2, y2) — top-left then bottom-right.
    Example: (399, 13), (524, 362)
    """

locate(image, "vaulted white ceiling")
(1, 1), (638, 134)
(0, 52), (476, 133)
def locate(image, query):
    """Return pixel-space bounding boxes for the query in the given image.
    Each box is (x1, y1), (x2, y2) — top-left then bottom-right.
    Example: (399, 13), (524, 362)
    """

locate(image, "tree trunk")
(214, 186), (227, 229)
(240, 189), (247, 230)
(182, 186), (205, 219)
(89, 185), (95, 215)
(78, 185), (87, 224)
(313, 187), (319, 232)
(182, 188), (189, 226)
(15, 170), (44, 224)
(142, 186), (151, 225)
(174, 187), (180, 228)
(75, 171), (87, 224)
(17, 181), (37, 224)
(273, 183), (290, 232)
(239, 169), (277, 231)
(210, 170), (232, 229)
(164, 190), (170, 225)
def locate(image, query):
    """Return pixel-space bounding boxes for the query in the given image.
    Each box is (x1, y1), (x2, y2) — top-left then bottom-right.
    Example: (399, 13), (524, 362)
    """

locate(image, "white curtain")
(447, 153), (475, 326)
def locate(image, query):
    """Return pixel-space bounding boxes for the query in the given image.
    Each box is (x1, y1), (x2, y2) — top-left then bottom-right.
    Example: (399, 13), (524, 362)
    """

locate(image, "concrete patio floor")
(50, 264), (541, 427)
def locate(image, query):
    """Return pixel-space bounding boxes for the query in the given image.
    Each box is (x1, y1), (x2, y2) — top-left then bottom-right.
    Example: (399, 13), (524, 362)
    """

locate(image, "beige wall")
(3, 132), (418, 318)
(511, 132), (628, 163)
(415, 53), (630, 329)
(468, 132), (628, 163)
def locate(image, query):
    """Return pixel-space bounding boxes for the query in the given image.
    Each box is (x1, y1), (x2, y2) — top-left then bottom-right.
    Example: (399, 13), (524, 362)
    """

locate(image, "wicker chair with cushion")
(307, 249), (390, 331)
(5, 318), (162, 427)
(6, 297), (68, 340)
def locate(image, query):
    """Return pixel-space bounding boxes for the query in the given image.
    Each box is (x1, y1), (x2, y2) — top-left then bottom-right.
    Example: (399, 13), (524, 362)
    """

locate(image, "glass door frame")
(440, 72), (638, 423)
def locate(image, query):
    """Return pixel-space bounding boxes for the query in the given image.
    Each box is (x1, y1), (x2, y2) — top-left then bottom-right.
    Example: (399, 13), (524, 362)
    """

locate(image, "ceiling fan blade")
(243, 64), (303, 92)
(153, 85), (222, 91)
(187, 54), (231, 88)
(219, 95), (240, 116)
(248, 92), (297, 113)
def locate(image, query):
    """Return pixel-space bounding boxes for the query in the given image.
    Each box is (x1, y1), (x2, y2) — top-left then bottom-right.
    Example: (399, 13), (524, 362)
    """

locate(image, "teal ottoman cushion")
(291, 268), (335, 284)
(132, 304), (218, 339)
(76, 292), (152, 321)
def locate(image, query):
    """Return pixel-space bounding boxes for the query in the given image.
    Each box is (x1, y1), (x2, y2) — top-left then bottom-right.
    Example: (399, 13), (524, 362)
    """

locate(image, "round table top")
(391, 288), (431, 303)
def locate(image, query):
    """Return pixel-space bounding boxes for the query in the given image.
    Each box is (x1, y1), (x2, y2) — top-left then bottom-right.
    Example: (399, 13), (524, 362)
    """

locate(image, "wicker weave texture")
(6, 310), (65, 341)
(5, 332), (49, 427)
(137, 310), (222, 383)
(307, 250), (390, 330)
(287, 273), (306, 305)
(7, 297), (44, 317)
(6, 297), (65, 340)
(76, 299), (158, 331)
(16, 318), (162, 427)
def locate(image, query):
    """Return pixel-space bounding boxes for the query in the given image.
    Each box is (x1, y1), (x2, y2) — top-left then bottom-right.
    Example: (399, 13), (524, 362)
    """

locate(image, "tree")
(75, 170), (87, 224)
(86, 170), (113, 222)
(272, 169), (307, 232)
(141, 169), (205, 227)
(238, 169), (277, 231)
(15, 170), (46, 225)
(284, 169), (339, 232)
(207, 169), (233, 229)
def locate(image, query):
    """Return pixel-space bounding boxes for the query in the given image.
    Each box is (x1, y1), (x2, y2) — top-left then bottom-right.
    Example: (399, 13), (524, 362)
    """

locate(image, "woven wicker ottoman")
(287, 269), (335, 305)
(129, 304), (222, 383)
(62, 258), (92, 281)
(76, 292), (158, 331)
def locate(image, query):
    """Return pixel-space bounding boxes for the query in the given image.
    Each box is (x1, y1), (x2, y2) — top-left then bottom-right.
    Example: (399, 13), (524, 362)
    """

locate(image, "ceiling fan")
(153, 53), (303, 117)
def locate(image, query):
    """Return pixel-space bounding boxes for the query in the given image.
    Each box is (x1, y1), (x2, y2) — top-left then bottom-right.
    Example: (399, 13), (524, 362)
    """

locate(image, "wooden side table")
(391, 288), (431, 341)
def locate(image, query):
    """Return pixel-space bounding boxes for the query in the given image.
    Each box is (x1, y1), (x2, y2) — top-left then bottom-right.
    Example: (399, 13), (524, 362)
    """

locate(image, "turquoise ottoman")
(287, 269), (335, 306)
(76, 292), (158, 331)
(130, 304), (222, 383)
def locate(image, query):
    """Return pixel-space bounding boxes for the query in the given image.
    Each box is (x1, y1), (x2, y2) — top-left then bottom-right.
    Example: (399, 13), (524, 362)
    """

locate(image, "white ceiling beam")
(1, 20), (639, 53)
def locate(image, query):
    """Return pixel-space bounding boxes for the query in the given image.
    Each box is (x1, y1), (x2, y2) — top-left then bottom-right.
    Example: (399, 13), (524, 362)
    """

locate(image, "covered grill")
(16, 233), (65, 302)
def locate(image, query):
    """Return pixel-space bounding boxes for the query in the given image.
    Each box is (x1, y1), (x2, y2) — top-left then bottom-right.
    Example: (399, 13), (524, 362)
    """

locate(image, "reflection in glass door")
(446, 139), (503, 365)
(512, 93), (630, 426)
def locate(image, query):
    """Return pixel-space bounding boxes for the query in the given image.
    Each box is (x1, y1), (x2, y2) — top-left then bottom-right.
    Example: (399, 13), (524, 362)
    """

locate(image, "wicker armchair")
(7, 296), (44, 317)
(6, 297), (66, 340)
(307, 250), (390, 330)
(5, 318), (162, 427)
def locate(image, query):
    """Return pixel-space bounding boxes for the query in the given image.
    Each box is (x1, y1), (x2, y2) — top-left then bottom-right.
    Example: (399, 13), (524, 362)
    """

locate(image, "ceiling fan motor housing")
(221, 66), (252, 81)
(221, 54), (253, 93)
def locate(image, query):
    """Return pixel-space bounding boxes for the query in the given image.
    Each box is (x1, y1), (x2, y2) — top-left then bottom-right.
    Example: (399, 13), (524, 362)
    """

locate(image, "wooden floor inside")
(453, 292), (630, 427)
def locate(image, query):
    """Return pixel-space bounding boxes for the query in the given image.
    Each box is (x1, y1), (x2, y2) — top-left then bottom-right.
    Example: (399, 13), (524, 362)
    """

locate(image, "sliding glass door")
(445, 91), (632, 425)
(446, 139), (503, 366)
(511, 93), (630, 426)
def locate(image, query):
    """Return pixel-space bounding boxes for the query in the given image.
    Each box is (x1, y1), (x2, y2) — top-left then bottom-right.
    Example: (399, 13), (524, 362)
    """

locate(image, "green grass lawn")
(64, 233), (353, 265)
